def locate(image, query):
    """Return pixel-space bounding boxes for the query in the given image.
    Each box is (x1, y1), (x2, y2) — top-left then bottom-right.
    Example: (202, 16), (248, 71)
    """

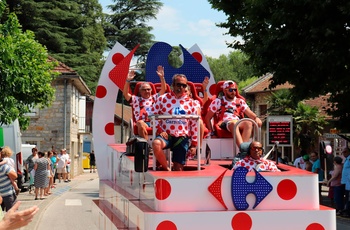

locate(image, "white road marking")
(65, 199), (82, 206)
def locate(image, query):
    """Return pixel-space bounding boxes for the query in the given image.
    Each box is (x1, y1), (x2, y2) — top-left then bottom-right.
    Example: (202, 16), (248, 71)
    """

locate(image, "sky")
(99, 0), (234, 58)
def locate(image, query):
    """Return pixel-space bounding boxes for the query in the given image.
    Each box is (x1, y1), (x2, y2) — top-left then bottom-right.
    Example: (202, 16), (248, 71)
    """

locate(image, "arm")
(0, 159), (7, 165)
(202, 76), (209, 104)
(244, 107), (262, 127)
(7, 169), (17, 181)
(205, 110), (215, 132)
(327, 166), (340, 186)
(0, 201), (39, 230)
(123, 70), (135, 101)
(156, 65), (166, 95)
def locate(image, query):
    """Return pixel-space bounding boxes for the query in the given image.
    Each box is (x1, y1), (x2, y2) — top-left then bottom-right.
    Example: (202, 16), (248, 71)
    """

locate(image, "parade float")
(91, 41), (336, 230)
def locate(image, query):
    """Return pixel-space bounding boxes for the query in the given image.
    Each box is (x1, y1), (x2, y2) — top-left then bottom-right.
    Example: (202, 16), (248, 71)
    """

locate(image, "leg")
(171, 137), (189, 171)
(136, 120), (149, 140)
(152, 138), (169, 171)
(35, 187), (39, 199)
(240, 120), (253, 142)
(227, 121), (243, 147)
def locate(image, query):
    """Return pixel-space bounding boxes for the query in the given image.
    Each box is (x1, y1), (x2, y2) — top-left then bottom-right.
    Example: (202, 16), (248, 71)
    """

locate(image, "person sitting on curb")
(232, 141), (280, 172)
(123, 65), (167, 143)
(204, 80), (262, 148)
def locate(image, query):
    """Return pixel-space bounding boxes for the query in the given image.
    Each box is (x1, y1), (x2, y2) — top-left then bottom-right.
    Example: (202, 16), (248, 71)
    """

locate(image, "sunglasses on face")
(227, 88), (237, 92)
(176, 83), (187, 88)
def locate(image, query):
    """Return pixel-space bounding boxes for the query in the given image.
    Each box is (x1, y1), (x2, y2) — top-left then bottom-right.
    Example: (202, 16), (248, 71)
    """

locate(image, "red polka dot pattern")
(156, 220), (177, 230)
(104, 122), (114, 135)
(95, 85), (107, 98)
(231, 212), (252, 230)
(208, 169), (228, 209)
(155, 179), (171, 200)
(112, 52), (124, 65)
(208, 97), (248, 122)
(306, 223), (325, 230)
(150, 93), (199, 146)
(191, 51), (203, 63)
(277, 179), (297, 200)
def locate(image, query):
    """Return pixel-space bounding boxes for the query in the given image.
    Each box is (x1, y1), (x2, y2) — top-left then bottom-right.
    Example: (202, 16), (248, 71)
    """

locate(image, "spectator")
(50, 151), (58, 185)
(311, 152), (325, 181)
(325, 156), (345, 215)
(232, 141), (280, 172)
(45, 151), (54, 195)
(341, 147), (350, 217)
(149, 73), (198, 171)
(0, 151), (17, 211)
(89, 150), (96, 173)
(56, 149), (68, 183)
(0, 199), (38, 230)
(25, 148), (38, 193)
(123, 65), (166, 142)
(293, 150), (307, 170)
(303, 154), (313, 172)
(0, 147), (20, 195)
(310, 152), (325, 203)
(33, 151), (50, 200)
(65, 151), (71, 182)
(204, 80), (262, 148)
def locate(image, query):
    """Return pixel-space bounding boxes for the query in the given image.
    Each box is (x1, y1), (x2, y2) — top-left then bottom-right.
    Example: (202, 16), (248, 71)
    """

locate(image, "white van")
(0, 119), (22, 170)
(21, 144), (36, 163)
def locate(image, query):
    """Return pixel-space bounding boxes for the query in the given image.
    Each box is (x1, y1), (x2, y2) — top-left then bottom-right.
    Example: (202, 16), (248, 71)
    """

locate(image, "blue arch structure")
(145, 42), (210, 84)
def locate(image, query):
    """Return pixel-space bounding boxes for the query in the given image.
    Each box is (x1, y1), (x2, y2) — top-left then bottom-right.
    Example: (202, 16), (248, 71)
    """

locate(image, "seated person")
(204, 80), (262, 147)
(149, 73), (198, 171)
(185, 77), (209, 152)
(232, 141), (280, 172)
(123, 65), (166, 141)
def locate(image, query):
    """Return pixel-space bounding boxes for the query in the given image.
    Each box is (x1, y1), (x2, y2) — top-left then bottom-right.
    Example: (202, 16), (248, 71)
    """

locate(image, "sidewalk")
(16, 169), (99, 230)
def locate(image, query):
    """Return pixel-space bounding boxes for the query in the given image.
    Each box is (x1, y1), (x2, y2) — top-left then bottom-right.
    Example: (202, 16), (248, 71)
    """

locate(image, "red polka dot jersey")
(209, 97), (248, 122)
(149, 92), (198, 147)
(131, 94), (160, 121)
(233, 156), (280, 172)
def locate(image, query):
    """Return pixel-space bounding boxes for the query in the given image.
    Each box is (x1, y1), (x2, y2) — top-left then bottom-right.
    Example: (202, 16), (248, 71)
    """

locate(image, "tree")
(208, 0), (350, 131)
(0, 1), (57, 128)
(104, 0), (162, 63)
(207, 51), (256, 83)
(8, 0), (107, 93)
(267, 89), (327, 153)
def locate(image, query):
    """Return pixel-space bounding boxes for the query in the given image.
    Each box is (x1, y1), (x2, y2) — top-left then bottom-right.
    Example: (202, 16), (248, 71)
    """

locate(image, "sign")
(267, 115), (293, 146)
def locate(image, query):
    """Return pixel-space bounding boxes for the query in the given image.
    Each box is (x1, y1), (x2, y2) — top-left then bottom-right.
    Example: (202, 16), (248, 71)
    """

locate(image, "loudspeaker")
(134, 138), (149, 172)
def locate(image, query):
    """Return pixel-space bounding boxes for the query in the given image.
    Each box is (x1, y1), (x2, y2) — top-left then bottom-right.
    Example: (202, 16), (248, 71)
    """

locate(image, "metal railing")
(150, 115), (201, 171)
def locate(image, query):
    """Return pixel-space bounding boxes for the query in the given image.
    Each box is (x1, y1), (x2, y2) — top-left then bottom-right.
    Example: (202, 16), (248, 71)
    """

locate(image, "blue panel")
(231, 167), (273, 210)
(145, 42), (210, 84)
(83, 141), (91, 152)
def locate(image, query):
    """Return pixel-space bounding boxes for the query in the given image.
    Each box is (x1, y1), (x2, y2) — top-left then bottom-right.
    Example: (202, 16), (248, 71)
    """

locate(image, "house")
(21, 57), (91, 177)
(242, 74), (336, 161)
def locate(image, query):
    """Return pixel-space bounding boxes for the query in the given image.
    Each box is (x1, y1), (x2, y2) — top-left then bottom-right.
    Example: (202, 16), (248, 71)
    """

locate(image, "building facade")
(21, 59), (91, 178)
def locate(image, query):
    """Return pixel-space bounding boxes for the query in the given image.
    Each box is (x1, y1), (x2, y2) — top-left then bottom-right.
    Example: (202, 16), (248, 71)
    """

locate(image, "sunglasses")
(176, 83), (187, 88)
(251, 146), (263, 151)
(141, 88), (151, 91)
(227, 88), (237, 92)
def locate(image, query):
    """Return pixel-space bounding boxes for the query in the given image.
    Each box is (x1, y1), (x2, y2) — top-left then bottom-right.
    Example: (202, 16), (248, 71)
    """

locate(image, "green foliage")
(207, 51), (256, 83)
(208, 0), (350, 130)
(267, 89), (327, 151)
(104, 0), (162, 62)
(0, 2), (57, 128)
(8, 0), (107, 94)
